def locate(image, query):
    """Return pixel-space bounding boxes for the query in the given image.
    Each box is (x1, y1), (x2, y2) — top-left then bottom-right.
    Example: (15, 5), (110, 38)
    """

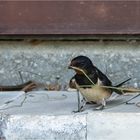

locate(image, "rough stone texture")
(0, 40), (139, 88)
(5, 115), (86, 140)
(0, 114), (7, 140)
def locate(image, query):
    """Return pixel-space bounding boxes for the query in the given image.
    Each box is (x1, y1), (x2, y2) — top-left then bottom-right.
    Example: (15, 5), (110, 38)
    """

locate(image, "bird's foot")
(73, 110), (81, 113)
(125, 102), (135, 105)
(94, 105), (104, 110)
(73, 106), (84, 113)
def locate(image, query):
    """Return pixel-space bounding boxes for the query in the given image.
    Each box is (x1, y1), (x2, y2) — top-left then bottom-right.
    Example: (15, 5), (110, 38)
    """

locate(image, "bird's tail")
(114, 78), (131, 87)
(112, 78), (131, 95)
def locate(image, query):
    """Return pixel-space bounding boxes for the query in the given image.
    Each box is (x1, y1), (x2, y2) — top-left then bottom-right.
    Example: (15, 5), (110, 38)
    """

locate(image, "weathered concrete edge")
(0, 113), (87, 140)
(1, 112), (140, 140)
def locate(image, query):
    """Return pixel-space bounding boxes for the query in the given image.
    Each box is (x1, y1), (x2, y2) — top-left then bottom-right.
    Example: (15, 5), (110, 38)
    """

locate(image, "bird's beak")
(68, 65), (80, 71)
(68, 65), (72, 69)
(68, 63), (74, 69)
(68, 65), (85, 75)
(68, 64), (75, 69)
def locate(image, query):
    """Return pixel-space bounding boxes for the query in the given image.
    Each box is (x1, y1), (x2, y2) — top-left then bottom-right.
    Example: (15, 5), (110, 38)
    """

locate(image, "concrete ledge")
(0, 91), (140, 140)
(5, 115), (86, 140)
(87, 112), (140, 140)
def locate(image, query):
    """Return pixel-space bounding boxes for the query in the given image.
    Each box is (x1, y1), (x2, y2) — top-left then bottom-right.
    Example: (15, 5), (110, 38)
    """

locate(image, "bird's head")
(68, 55), (94, 74)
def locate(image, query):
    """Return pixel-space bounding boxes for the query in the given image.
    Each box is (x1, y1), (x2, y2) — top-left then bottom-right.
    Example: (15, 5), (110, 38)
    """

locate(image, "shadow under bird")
(68, 55), (139, 111)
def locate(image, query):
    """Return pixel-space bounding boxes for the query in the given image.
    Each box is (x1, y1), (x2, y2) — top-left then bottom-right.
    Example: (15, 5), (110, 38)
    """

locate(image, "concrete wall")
(0, 40), (140, 88)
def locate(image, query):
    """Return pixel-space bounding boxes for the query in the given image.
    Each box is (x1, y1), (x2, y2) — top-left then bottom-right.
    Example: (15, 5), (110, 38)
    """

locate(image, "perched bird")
(68, 55), (131, 110)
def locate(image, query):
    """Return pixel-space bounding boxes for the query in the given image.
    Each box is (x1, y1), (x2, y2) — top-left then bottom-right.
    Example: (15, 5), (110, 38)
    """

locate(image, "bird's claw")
(94, 105), (104, 110)
(73, 106), (84, 113)
(126, 102), (135, 105)
(73, 110), (80, 113)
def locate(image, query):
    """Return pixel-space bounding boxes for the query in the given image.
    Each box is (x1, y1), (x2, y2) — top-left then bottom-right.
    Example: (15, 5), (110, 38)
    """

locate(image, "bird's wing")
(95, 68), (112, 86)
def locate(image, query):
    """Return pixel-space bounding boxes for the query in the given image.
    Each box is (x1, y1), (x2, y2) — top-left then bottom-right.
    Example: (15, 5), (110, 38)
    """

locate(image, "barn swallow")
(68, 55), (131, 111)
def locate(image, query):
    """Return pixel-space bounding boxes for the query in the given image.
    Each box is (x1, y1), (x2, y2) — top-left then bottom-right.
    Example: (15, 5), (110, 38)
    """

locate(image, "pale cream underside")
(79, 85), (112, 102)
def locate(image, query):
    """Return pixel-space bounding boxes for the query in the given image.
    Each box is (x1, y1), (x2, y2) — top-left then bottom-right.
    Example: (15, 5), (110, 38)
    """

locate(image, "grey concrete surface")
(0, 40), (140, 89)
(0, 40), (140, 139)
(0, 91), (140, 140)
(87, 112), (140, 140)
(0, 91), (139, 115)
(5, 115), (87, 140)
(0, 91), (78, 115)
